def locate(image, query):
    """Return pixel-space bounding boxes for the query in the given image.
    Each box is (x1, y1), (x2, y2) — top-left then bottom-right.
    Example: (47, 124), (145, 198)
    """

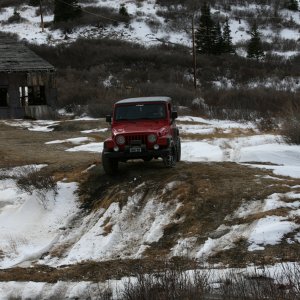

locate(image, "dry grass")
(50, 242), (74, 259)
(235, 208), (291, 225)
(1, 258), (300, 300)
(102, 217), (113, 236)
(0, 258), (194, 283)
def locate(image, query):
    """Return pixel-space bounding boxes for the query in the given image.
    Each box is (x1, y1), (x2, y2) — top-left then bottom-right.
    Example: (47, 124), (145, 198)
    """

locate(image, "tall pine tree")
(284, 0), (299, 11)
(223, 18), (234, 53)
(247, 23), (265, 60)
(28, 0), (39, 6)
(212, 22), (224, 55)
(54, 0), (82, 23)
(195, 2), (216, 54)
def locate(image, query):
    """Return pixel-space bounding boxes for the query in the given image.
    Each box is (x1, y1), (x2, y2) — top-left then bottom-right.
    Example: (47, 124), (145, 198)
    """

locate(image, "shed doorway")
(0, 87), (8, 107)
(19, 86), (46, 106)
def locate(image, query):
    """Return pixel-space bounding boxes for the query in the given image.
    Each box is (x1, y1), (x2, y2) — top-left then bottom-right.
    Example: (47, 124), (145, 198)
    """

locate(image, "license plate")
(130, 147), (142, 153)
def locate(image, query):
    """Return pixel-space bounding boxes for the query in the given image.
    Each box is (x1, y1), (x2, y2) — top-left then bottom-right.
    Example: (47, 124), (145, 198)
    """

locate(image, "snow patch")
(56, 192), (179, 264)
(248, 216), (299, 251)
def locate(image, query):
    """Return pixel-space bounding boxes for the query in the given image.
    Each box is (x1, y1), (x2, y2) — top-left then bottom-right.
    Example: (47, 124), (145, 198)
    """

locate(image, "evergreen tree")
(212, 22), (224, 55)
(284, 0), (299, 11)
(247, 23), (265, 60)
(28, 0), (39, 6)
(119, 4), (129, 17)
(54, 0), (82, 23)
(195, 2), (216, 54)
(223, 18), (234, 53)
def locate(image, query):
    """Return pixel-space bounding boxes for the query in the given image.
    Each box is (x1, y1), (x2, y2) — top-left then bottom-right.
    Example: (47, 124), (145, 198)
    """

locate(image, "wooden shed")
(0, 35), (57, 119)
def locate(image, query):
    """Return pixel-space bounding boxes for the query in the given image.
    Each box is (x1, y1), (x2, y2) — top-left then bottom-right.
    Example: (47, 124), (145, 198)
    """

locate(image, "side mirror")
(171, 111), (178, 119)
(106, 115), (112, 123)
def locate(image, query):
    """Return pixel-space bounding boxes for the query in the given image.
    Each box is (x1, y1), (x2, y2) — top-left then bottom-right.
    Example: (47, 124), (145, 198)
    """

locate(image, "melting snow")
(0, 165), (79, 268)
(46, 137), (94, 145)
(66, 142), (103, 153)
(2, 120), (59, 132)
(53, 191), (178, 265)
(248, 216), (299, 251)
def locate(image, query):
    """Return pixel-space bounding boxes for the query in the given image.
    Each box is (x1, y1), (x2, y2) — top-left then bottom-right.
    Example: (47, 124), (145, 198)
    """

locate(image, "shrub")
(93, 261), (300, 299)
(29, 38), (299, 119)
(281, 115), (300, 144)
(121, 264), (211, 300)
(219, 268), (299, 300)
(6, 10), (25, 23)
(87, 101), (115, 117)
(16, 165), (58, 208)
(32, 0), (54, 16)
(256, 116), (279, 132)
(119, 4), (129, 17)
(0, 0), (27, 8)
(28, 0), (39, 5)
(51, 6), (130, 33)
(202, 88), (300, 118)
(136, 82), (196, 107)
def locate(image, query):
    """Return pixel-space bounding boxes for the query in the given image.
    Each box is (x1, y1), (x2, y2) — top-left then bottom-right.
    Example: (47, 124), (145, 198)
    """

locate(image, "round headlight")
(147, 134), (157, 143)
(116, 135), (125, 145)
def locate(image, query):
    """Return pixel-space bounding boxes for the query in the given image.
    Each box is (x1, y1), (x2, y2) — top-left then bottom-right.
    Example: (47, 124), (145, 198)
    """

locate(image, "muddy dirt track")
(0, 120), (101, 177)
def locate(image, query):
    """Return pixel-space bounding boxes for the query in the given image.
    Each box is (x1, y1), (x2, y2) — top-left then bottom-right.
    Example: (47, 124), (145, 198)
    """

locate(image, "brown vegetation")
(29, 38), (300, 119)
(281, 115), (300, 145)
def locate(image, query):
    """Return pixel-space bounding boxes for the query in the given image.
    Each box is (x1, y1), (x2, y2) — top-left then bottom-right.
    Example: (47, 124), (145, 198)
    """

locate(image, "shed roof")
(116, 96), (172, 105)
(0, 35), (55, 72)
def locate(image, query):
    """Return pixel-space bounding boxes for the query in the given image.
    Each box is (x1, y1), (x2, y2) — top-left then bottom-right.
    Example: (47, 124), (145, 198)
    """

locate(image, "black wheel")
(176, 137), (181, 162)
(102, 152), (118, 175)
(163, 145), (177, 167)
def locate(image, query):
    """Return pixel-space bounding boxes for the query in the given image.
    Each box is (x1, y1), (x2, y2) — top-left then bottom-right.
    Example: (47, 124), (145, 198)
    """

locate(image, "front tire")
(176, 137), (181, 162)
(163, 145), (177, 167)
(102, 152), (118, 175)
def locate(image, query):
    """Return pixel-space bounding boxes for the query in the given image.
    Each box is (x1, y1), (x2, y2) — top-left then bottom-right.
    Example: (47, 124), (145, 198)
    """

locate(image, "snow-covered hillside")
(0, 0), (299, 57)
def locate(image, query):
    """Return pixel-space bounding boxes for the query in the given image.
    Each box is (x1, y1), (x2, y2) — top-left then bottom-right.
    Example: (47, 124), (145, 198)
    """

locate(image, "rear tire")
(102, 152), (118, 175)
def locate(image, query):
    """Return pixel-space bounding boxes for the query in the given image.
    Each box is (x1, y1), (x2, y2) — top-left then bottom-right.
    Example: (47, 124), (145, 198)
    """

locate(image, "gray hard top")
(0, 35), (55, 72)
(116, 96), (171, 105)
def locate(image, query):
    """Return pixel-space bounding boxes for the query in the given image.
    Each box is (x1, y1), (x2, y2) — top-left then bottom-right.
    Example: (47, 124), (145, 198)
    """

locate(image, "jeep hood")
(112, 121), (168, 135)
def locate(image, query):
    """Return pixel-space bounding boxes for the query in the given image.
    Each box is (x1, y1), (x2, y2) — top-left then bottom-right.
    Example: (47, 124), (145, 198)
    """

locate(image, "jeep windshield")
(115, 103), (167, 121)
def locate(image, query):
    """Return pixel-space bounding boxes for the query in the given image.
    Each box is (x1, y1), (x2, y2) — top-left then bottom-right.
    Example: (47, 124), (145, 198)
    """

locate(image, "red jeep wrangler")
(102, 96), (181, 174)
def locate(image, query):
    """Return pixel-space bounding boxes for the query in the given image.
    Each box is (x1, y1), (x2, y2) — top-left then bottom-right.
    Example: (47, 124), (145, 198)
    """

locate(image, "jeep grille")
(125, 134), (147, 145)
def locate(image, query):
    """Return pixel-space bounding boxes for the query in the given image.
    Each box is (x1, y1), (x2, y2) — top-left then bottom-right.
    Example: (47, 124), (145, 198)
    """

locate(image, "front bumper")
(102, 147), (171, 159)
